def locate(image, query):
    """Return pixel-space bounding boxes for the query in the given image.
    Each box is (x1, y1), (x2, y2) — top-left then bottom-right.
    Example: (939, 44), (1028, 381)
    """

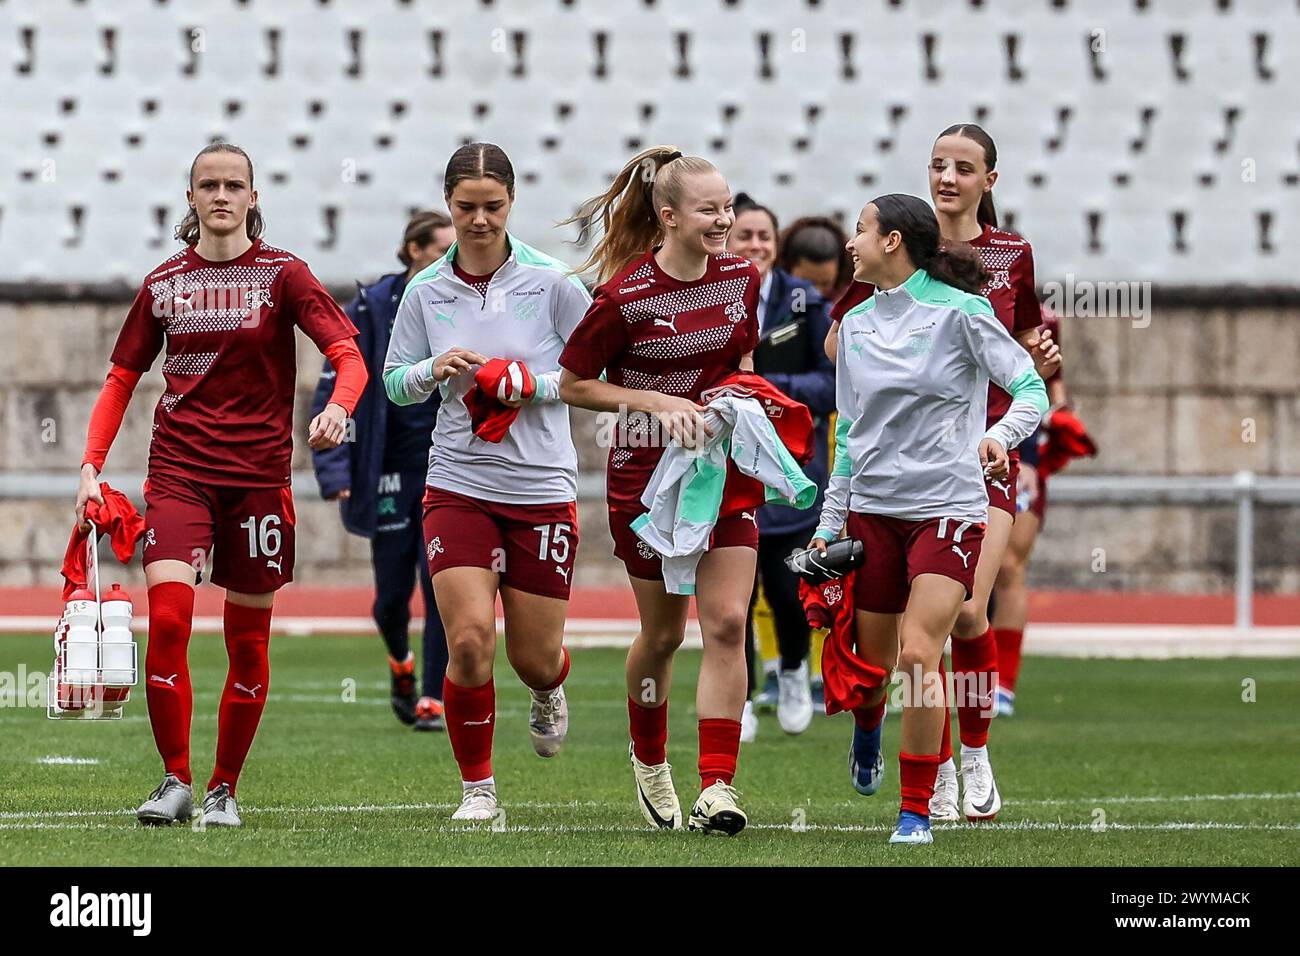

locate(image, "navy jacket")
(751, 268), (836, 537)
(310, 272), (438, 538)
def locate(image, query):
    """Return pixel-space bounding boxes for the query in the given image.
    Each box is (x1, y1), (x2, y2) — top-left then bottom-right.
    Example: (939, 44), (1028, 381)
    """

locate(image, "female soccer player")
(811, 194), (1047, 845)
(925, 124), (1059, 821)
(559, 146), (761, 834)
(75, 142), (368, 827)
(382, 143), (593, 822)
(827, 125), (1060, 819)
(992, 308), (1068, 716)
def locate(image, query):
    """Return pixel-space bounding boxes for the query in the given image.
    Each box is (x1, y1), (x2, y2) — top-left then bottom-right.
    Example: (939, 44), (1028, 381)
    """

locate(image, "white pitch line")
(1, 820), (1298, 834)
(3, 790), (1298, 823)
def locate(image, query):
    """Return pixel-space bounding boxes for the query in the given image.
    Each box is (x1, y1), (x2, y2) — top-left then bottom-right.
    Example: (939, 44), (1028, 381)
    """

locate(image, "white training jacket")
(815, 269), (1048, 537)
(631, 395), (818, 595)
(383, 233), (593, 505)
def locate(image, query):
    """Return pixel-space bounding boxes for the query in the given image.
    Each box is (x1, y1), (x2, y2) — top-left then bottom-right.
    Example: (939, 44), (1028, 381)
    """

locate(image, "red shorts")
(142, 474), (296, 593)
(846, 512), (986, 614)
(609, 507), (759, 581)
(985, 455), (1020, 517)
(422, 487), (579, 600)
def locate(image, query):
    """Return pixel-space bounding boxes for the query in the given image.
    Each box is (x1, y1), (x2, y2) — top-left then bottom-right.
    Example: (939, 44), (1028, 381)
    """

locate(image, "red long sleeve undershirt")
(81, 337), (367, 473)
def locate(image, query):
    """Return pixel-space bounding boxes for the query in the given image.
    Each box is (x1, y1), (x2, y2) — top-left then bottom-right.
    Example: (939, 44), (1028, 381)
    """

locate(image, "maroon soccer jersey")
(110, 239), (358, 487)
(970, 225), (1040, 426)
(559, 249), (760, 511)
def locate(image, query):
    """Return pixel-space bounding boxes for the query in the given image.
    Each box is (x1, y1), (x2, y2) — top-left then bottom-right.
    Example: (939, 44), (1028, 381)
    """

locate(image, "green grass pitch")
(2, 633), (1297, 866)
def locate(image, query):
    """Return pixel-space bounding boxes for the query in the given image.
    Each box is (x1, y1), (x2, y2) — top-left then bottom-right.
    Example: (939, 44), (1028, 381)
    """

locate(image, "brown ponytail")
(562, 145), (717, 284)
(174, 142), (264, 246)
(938, 123), (999, 228)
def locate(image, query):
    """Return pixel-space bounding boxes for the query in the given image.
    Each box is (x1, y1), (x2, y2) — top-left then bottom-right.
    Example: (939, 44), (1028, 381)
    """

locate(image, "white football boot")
(629, 743), (682, 830)
(961, 747), (1002, 821)
(136, 774), (194, 826)
(929, 759), (961, 822)
(777, 661), (813, 735)
(451, 784), (498, 822)
(739, 700), (759, 743)
(528, 685), (568, 757)
(688, 779), (747, 836)
(201, 783), (241, 827)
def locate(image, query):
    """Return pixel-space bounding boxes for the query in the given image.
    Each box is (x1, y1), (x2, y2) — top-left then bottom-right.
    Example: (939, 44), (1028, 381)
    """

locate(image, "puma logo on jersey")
(951, 545), (973, 569)
(266, 558), (283, 573)
(463, 714), (493, 727)
(433, 310), (455, 325)
(234, 682), (262, 698)
(654, 314), (679, 333)
(555, 566), (570, 584)
(149, 673), (178, 687)
(989, 479), (1011, 498)
(741, 511), (757, 525)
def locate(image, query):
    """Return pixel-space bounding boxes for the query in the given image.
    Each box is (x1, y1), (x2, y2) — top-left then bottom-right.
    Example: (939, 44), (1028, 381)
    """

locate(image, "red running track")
(2, 586), (1297, 626)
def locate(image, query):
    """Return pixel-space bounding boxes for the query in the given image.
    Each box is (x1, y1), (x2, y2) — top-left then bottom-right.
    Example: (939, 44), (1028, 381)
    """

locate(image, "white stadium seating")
(0, 0), (1294, 286)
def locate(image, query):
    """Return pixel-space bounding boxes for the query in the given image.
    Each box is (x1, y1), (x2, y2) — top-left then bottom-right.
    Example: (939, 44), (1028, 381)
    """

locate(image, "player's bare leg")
(689, 545), (756, 835)
(948, 506), (1013, 820)
(892, 573), (966, 845)
(625, 576), (689, 829)
(501, 585), (571, 757)
(992, 511), (1041, 716)
(433, 567), (501, 821)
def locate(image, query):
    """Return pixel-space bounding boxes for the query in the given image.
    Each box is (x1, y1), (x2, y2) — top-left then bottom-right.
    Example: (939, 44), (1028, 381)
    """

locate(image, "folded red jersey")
(1039, 406), (1097, 478)
(701, 370), (815, 516)
(800, 572), (889, 715)
(61, 484), (146, 600)
(463, 358), (537, 443)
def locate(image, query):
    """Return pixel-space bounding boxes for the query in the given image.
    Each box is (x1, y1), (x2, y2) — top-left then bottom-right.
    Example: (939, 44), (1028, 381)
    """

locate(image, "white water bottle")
(63, 587), (99, 684)
(99, 583), (135, 686)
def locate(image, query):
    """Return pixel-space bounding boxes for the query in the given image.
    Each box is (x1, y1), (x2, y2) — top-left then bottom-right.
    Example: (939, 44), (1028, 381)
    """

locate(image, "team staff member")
(560, 146), (761, 835)
(383, 143), (593, 822)
(811, 194), (1046, 845)
(311, 212), (455, 732)
(76, 143), (367, 828)
(728, 195), (835, 737)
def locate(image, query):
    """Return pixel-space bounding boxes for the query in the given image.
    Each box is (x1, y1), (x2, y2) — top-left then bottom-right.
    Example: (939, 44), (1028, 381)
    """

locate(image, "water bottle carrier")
(47, 521), (139, 720)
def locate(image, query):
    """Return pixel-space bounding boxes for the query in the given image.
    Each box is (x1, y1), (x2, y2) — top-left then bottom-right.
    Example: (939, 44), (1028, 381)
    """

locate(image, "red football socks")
(628, 697), (668, 766)
(444, 676), (496, 782)
(209, 601), (273, 794)
(698, 718), (741, 788)
(951, 626), (999, 748)
(144, 582), (196, 785)
(899, 752), (941, 816)
(994, 627), (1024, 694)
